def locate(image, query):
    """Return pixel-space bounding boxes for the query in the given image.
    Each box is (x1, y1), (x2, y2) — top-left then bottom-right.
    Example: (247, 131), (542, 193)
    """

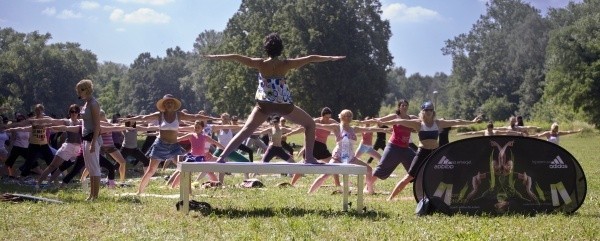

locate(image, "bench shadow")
(198, 206), (389, 220)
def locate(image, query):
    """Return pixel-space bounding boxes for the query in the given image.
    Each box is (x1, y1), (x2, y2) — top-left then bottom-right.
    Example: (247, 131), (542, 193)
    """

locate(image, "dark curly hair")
(264, 33), (283, 57)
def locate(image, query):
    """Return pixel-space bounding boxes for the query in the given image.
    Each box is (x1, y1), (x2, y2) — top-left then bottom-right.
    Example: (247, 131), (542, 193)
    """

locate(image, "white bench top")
(178, 162), (367, 175)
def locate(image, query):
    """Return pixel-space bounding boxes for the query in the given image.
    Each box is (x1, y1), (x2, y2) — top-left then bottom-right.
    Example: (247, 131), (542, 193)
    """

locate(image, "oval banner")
(413, 136), (587, 215)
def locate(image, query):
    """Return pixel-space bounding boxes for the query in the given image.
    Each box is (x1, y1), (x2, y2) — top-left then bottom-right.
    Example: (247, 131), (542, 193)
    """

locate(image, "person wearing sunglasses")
(383, 101), (482, 201)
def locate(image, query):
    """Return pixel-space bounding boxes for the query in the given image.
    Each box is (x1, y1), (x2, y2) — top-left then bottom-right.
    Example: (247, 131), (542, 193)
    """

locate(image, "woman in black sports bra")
(381, 101), (482, 201)
(205, 33), (345, 164)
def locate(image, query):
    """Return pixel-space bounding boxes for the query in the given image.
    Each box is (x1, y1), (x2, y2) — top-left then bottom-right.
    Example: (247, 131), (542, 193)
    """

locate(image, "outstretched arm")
(380, 119), (420, 130)
(438, 115), (482, 129)
(179, 111), (221, 122)
(457, 130), (484, 136)
(558, 129), (582, 136)
(120, 112), (160, 123)
(204, 54), (263, 69)
(286, 55), (345, 69)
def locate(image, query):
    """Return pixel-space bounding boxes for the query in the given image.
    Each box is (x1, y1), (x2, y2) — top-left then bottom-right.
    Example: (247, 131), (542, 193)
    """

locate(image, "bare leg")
(109, 151), (127, 182)
(388, 174), (414, 201)
(308, 174), (331, 193)
(137, 158), (161, 195)
(170, 171), (181, 188)
(284, 106), (318, 164)
(166, 170), (179, 187)
(37, 155), (66, 186)
(290, 174), (302, 186)
(80, 168), (89, 182)
(215, 107), (268, 163)
(349, 157), (374, 194)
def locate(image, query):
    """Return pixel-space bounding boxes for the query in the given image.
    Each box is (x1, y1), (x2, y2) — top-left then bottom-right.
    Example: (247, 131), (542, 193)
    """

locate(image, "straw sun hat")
(156, 94), (182, 112)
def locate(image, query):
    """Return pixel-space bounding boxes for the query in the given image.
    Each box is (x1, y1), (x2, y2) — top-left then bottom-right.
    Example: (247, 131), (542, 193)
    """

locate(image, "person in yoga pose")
(205, 32), (345, 165)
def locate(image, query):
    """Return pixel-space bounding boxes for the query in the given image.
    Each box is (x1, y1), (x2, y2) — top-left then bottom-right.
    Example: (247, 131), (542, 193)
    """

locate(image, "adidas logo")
(549, 156), (568, 169)
(434, 156), (454, 169)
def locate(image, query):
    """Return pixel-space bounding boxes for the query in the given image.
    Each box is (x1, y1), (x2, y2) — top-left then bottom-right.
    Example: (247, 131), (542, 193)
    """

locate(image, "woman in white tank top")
(534, 122), (582, 145)
(307, 110), (388, 194)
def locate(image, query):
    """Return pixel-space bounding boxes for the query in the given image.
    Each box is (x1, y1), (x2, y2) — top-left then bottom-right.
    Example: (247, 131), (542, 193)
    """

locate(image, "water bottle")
(340, 134), (351, 164)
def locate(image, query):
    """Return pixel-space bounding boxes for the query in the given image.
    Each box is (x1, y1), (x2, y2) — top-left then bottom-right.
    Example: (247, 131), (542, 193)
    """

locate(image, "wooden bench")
(177, 162), (368, 214)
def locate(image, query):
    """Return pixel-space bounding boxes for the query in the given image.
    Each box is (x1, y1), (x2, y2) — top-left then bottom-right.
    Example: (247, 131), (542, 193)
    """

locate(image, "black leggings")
(5, 146), (28, 167)
(120, 147), (150, 167)
(59, 154), (115, 183)
(19, 144), (54, 176)
(236, 144), (254, 162)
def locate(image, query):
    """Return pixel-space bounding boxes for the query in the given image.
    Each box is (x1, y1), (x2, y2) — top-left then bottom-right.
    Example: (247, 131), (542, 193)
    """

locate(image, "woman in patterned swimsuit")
(205, 33), (345, 165)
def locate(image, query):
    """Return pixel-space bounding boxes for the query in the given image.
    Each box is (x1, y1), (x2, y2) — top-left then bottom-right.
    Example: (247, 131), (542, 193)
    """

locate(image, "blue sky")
(0, 0), (580, 76)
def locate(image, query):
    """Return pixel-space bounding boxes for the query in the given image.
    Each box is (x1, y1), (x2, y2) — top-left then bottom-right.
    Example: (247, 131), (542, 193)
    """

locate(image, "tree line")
(0, 0), (598, 128)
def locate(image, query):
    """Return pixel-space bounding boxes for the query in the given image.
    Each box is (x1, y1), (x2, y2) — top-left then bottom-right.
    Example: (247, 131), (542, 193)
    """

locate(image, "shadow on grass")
(195, 206), (389, 220)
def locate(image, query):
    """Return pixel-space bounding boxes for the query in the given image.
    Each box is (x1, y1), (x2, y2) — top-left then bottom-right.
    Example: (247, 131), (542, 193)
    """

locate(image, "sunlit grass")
(1, 132), (599, 240)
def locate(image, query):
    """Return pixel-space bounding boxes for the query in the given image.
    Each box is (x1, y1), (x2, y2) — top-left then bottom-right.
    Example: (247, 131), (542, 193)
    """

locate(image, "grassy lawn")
(1, 131), (599, 240)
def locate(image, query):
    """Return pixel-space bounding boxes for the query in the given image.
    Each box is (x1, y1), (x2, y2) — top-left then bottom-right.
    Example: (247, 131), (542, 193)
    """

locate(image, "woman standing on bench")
(121, 94), (217, 195)
(205, 33), (345, 165)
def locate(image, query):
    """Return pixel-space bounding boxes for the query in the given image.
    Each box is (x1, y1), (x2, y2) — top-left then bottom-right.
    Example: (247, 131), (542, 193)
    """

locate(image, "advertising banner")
(413, 136), (586, 215)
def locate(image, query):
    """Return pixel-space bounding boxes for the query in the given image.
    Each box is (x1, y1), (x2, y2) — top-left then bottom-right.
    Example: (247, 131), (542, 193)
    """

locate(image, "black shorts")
(261, 146), (291, 163)
(312, 141), (332, 160)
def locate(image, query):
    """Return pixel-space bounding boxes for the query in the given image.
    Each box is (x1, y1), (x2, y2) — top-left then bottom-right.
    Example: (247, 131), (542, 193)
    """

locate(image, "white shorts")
(56, 142), (81, 162)
(357, 144), (375, 154)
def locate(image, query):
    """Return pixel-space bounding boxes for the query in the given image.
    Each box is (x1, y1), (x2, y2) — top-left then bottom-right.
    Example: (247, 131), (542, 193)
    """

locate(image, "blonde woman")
(76, 79), (102, 201)
(384, 102), (482, 201)
(534, 123), (582, 145)
(307, 109), (388, 194)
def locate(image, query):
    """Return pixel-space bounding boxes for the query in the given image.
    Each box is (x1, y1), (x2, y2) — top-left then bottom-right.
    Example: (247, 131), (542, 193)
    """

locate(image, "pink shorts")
(56, 142), (82, 162)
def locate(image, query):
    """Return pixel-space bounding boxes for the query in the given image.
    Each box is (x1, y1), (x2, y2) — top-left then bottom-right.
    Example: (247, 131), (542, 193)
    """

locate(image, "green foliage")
(538, 3), (600, 128)
(442, 0), (549, 120)
(1, 133), (599, 240)
(0, 28), (97, 116)
(479, 96), (516, 122)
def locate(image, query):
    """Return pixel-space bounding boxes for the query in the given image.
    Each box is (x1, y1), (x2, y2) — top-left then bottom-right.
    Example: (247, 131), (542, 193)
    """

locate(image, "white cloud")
(104, 5), (117, 11)
(110, 9), (125, 22)
(42, 7), (56, 16)
(57, 10), (83, 19)
(382, 3), (441, 23)
(110, 8), (170, 24)
(115, 0), (174, 5)
(80, 1), (100, 10)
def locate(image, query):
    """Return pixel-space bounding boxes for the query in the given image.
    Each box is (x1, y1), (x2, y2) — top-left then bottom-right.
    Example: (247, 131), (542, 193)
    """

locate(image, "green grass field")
(1, 131), (599, 240)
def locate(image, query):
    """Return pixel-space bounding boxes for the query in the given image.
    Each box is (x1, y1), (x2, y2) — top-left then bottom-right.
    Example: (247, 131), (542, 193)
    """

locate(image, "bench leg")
(343, 174), (349, 212)
(180, 170), (191, 214)
(357, 174), (364, 213)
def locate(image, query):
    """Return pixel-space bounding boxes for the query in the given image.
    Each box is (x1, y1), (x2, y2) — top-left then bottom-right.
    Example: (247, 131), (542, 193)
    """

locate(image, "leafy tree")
(181, 30), (225, 115)
(539, 1), (600, 127)
(0, 28), (97, 116)
(203, 0), (392, 118)
(442, 0), (549, 120)
(94, 62), (128, 116)
(119, 47), (193, 115)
